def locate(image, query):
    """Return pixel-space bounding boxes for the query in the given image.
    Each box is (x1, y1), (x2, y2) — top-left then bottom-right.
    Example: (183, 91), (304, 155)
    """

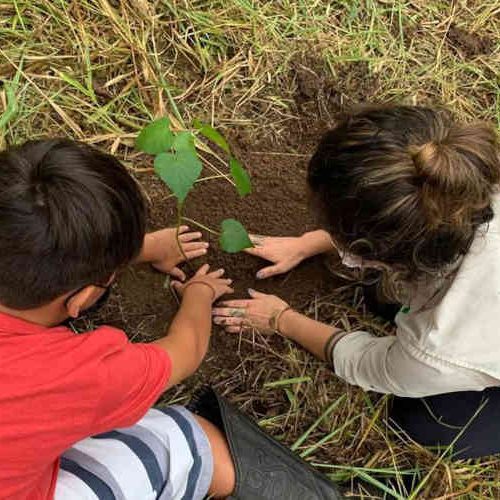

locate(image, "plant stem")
(195, 174), (228, 183)
(176, 201), (194, 273)
(162, 175), (228, 201)
(181, 216), (220, 236)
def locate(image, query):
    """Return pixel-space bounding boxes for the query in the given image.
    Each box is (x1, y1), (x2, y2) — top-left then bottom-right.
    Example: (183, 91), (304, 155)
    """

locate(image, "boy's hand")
(213, 289), (290, 334)
(157, 264), (233, 387)
(141, 226), (209, 280)
(245, 230), (334, 280)
(172, 264), (234, 303)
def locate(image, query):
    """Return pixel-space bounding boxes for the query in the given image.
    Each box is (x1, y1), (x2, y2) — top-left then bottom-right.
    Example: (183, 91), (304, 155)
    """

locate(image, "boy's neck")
(0, 301), (66, 328)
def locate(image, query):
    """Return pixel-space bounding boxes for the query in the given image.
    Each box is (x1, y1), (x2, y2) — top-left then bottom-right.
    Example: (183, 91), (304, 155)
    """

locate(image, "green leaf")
(55, 69), (96, 102)
(154, 149), (202, 202)
(229, 157), (252, 197)
(219, 219), (253, 253)
(0, 83), (18, 131)
(136, 117), (173, 155)
(0, 57), (23, 133)
(194, 119), (230, 154)
(264, 376), (312, 388)
(172, 131), (197, 153)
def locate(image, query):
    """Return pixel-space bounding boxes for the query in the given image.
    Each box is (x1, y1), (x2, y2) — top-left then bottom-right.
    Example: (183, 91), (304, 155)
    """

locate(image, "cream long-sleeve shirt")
(332, 196), (500, 398)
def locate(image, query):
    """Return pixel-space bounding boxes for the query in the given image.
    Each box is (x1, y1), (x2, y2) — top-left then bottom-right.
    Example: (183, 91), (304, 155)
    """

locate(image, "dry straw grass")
(1, 1), (500, 498)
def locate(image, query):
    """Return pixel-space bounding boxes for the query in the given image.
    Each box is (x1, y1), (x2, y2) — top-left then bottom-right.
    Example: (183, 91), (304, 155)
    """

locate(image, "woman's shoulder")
(399, 214), (500, 380)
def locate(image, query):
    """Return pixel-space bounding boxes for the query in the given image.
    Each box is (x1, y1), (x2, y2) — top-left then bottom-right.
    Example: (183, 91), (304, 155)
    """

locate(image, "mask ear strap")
(94, 284), (110, 291)
(63, 284), (111, 317)
(80, 286), (112, 317)
(63, 286), (86, 309)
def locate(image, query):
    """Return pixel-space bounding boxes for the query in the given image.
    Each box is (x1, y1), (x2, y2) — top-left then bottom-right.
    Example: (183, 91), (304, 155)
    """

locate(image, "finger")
(212, 307), (246, 317)
(183, 241), (209, 251)
(213, 316), (244, 326)
(256, 264), (284, 280)
(249, 234), (267, 246)
(195, 263), (210, 276)
(226, 325), (247, 334)
(243, 246), (265, 258)
(185, 248), (208, 260)
(212, 278), (233, 288)
(248, 288), (268, 298)
(209, 268), (225, 278)
(177, 225), (190, 234)
(169, 267), (186, 281)
(171, 281), (183, 293)
(179, 231), (204, 243)
(219, 300), (250, 308)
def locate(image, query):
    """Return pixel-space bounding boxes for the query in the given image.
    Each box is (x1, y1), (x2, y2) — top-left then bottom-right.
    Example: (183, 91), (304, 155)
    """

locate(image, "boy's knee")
(193, 414), (236, 498)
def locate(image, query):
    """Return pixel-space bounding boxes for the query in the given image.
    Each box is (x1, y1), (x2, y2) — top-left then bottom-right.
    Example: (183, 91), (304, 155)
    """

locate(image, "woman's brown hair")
(308, 105), (500, 302)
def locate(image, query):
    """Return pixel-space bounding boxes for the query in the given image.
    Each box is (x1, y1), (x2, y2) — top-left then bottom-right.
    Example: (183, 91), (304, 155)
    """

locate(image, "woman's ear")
(65, 286), (98, 318)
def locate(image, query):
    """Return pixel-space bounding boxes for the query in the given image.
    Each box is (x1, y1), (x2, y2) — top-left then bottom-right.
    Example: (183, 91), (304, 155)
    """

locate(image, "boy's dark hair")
(0, 139), (146, 309)
(308, 105), (500, 301)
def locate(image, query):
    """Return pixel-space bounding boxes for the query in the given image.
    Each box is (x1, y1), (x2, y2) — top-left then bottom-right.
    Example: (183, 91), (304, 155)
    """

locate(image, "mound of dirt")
(81, 55), (384, 401)
(89, 112), (341, 396)
(446, 24), (494, 58)
(293, 59), (380, 121)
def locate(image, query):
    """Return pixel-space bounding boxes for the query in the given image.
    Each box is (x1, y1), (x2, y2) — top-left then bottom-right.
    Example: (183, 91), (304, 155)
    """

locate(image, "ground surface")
(2, 1), (500, 498)
(104, 114), (335, 398)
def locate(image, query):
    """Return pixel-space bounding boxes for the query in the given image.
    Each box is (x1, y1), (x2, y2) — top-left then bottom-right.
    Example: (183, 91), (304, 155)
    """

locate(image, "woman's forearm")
(279, 309), (342, 361)
(300, 230), (335, 259)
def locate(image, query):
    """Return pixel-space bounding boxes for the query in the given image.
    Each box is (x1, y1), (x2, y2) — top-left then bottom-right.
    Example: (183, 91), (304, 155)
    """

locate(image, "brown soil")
(81, 58), (383, 423)
(91, 111), (341, 401)
(446, 24), (494, 58)
(293, 59), (380, 121)
(75, 53), (393, 493)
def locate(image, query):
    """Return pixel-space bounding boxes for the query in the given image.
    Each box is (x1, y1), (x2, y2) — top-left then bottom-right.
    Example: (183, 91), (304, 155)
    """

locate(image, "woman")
(213, 105), (500, 458)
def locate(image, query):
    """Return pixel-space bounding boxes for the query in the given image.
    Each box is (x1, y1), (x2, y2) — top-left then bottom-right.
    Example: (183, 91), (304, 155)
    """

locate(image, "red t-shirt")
(0, 312), (172, 500)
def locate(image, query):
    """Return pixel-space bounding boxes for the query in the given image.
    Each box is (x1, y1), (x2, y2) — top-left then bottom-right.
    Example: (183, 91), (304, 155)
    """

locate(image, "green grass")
(1, 1), (500, 498)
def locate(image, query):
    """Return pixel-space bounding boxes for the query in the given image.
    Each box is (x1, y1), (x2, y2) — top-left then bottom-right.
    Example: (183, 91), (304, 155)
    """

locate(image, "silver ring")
(229, 308), (246, 318)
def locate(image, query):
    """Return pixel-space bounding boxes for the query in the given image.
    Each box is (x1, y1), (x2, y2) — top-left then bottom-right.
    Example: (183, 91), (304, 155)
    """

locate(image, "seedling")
(136, 117), (253, 254)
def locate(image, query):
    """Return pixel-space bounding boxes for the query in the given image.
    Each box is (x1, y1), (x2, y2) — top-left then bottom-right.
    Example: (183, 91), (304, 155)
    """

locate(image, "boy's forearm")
(300, 230), (335, 259)
(280, 310), (342, 361)
(154, 288), (213, 387)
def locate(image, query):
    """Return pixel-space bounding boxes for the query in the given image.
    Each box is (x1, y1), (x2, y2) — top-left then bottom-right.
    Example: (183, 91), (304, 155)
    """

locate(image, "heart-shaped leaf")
(229, 157), (252, 197)
(136, 117), (174, 155)
(154, 149), (202, 202)
(194, 119), (230, 154)
(219, 218), (253, 253)
(172, 131), (197, 153)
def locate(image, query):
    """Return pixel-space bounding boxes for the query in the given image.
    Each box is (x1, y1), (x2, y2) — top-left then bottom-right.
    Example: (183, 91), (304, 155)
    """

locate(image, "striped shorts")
(54, 406), (213, 500)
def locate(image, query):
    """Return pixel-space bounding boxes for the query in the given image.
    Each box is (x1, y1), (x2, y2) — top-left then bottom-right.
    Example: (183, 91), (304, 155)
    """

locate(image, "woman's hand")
(245, 230), (334, 279)
(172, 264), (234, 303)
(140, 226), (209, 280)
(212, 289), (290, 333)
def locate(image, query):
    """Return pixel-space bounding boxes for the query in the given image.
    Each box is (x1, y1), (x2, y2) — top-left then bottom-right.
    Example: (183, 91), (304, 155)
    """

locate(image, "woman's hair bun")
(307, 105), (500, 302)
(409, 121), (500, 229)
(411, 141), (444, 179)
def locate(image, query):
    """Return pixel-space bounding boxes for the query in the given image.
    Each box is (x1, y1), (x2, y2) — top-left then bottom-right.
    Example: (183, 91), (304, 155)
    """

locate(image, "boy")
(0, 138), (342, 500)
(0, 138), (234, 499)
